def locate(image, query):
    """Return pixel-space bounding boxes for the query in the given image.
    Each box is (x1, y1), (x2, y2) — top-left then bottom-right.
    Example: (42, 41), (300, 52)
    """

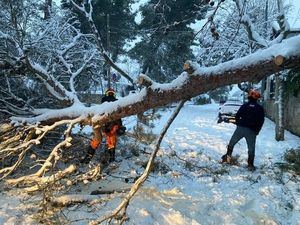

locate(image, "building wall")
(264, 93), (300, 137)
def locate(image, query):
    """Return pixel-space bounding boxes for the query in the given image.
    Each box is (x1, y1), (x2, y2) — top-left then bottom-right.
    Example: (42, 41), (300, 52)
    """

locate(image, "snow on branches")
(0, 0), (299, 202)
(0, 0), (102, 117)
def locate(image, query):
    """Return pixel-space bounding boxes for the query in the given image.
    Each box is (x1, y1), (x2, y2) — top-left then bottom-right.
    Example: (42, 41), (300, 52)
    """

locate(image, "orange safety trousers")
(90, 125), (120, 150)
(103, 124), (119, 150)
(90, 126), (102, 150)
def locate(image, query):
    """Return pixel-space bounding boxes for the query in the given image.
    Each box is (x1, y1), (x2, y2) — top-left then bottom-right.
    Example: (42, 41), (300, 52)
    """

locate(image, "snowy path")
(0, 103), (299, 225)
(126, 103), (300, 225)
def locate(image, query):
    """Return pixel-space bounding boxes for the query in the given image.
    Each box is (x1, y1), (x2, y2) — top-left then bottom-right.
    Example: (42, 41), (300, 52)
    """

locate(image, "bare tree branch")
(234, 0), (268, 47)
(92, 100), (186, 224)
(69, 0), (135, 86)
(11, 36), (300, 126)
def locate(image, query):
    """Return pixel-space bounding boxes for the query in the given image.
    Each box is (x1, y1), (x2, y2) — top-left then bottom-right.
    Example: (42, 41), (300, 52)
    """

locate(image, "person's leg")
(222, 126), (244, 163)
(244, 128), (257, 170)
(109, 147), (115, 162)
(228, 126), (245, 150)
(82, 127), (102, 163)
(105, 125), (119, 162)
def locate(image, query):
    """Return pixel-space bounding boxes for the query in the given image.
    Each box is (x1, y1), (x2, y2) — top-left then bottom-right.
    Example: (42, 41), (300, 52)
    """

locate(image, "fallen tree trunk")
(49, 194), (105, 207)
(11, 36), (300, 127)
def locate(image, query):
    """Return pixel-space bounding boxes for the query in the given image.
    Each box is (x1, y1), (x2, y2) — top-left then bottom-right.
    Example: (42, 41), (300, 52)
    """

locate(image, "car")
(217, 99), (243, 123)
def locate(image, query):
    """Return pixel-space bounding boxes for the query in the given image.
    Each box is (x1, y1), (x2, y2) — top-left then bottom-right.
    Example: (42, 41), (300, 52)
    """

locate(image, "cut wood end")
(137, 75), (153, 87)
(137, 76), (144, 85)
(183, 61), (195, 74)
(274, 55), (285, 66)
(183, 61), (191, 71)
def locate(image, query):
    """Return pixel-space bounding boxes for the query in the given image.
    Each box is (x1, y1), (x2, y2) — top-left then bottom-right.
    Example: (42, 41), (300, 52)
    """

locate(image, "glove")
(117, 126), (126, 135)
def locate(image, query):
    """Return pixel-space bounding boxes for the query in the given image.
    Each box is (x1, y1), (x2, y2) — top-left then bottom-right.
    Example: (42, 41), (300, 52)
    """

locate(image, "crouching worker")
(221, 90), (265, 171)
(82, 88), (126, 164)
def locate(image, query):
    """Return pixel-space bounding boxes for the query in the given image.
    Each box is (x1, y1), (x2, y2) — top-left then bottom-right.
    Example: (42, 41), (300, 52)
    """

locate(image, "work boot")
(247, 155), (256, 171)
(108, 148), (115, 163)
(221, 154), (232, 164)
(81, 146), (95, 164)
(221, 146), (233, 163)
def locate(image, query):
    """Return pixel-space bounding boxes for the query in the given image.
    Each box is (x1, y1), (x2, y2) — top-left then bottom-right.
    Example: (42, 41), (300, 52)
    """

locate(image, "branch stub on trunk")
(183, 61), (195, 74)
(274, 55), (285, 66)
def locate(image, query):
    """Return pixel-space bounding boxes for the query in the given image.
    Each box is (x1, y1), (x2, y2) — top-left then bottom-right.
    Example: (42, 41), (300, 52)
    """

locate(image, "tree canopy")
(130, 0), (209, 82)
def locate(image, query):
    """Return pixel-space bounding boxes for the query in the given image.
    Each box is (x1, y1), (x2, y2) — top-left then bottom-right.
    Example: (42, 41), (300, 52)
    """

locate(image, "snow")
(287, 0), (300, 28)
(228, 85), (244, 101)
(10, 34), (300, 125)
(196, 35), (300, 76)
(1, 103), (300, 224)
(130, 0), (150, 24)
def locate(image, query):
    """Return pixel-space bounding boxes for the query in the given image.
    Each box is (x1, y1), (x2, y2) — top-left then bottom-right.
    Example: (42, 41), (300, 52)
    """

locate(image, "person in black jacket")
(82, 88), (125, 164)
(221, 90), (265, 171)
(100, 88), (125, 162)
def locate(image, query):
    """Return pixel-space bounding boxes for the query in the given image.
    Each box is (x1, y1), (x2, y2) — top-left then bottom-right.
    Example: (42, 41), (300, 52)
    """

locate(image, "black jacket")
(235, 100), (265, 134)
(101, 95), (117, 103)
(101, 94), (122, 132)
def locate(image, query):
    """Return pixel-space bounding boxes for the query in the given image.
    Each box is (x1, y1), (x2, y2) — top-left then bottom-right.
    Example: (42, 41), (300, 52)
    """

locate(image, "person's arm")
(101, 96), (106, 103)
(110, 124), (120, 135)
(256, 107), (265, 134)
(235, 104), (246, 124)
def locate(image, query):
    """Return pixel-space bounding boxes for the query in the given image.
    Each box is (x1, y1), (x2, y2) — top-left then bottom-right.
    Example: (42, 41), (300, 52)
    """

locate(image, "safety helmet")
(248, 89), (261, 100)
(105, 88), (116, 96)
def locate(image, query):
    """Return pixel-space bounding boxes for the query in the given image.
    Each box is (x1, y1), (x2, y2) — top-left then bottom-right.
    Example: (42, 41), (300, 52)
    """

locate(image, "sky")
(286, 0), (300, 27)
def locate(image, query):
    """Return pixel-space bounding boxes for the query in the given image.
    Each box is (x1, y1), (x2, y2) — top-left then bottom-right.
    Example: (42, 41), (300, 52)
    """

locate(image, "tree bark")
(24, 51), (300, 127)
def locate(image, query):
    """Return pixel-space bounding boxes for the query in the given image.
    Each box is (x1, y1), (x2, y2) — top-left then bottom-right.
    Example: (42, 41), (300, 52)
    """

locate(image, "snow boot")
(108, 148), (115, 163)
(81, 146), (95, 164)
(247, 155), (256, 171)
(221, 146), (233, 163)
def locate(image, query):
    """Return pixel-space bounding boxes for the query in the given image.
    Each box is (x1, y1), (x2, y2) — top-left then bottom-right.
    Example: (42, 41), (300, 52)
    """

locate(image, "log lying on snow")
(11, 36), (300, 127)
(50, 194), (103, 207)
(90, 188), (131, 195)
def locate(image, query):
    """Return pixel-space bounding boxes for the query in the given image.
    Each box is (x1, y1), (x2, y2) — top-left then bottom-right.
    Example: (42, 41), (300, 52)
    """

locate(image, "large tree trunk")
(10, 37), (300, 126)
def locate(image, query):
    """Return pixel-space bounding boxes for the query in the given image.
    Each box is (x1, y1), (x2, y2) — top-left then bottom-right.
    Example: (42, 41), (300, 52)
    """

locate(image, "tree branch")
(92, 100), (186, 224)
(234, 0), (268, 48)
(69, 0), (135, 86)
(11, 35), (300, 126)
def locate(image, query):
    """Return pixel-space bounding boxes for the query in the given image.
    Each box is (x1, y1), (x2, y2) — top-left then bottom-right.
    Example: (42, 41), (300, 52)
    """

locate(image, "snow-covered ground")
(1, 103), (299, 225)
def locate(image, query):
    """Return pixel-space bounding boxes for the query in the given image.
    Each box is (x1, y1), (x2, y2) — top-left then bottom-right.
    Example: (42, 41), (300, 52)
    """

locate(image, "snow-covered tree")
(0, 0), (104, 118)
(195, 0), (290, 65)
(195, 0), (292, 140)
(0, 0), (300, 223)
(129, 0), (210, 82)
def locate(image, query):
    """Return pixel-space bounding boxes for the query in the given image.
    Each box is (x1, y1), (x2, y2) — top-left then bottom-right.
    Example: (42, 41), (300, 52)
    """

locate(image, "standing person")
(100, 88), (124, 162)
(221, 90), (265, 171)
(82, 88), (125, 164)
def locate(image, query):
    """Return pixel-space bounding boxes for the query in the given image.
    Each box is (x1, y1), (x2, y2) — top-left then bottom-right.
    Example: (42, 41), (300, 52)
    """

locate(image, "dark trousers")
(228, 126), (256, 158)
